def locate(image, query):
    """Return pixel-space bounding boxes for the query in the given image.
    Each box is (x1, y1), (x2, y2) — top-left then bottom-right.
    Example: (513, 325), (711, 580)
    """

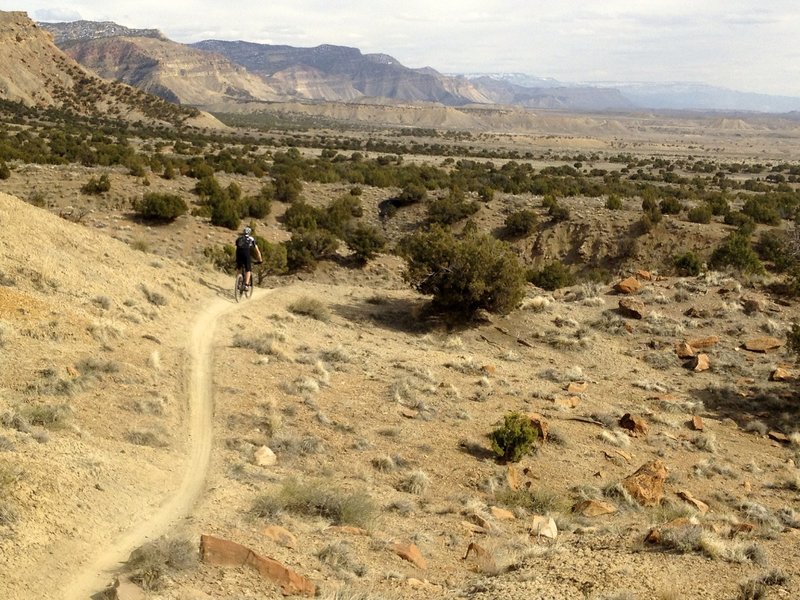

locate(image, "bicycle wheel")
(245, 277), (254, 299)
(234, 273), (244, 302)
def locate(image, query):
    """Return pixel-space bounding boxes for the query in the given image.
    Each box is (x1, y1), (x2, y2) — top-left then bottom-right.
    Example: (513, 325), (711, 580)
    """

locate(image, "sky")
(3, 0), (800, 97)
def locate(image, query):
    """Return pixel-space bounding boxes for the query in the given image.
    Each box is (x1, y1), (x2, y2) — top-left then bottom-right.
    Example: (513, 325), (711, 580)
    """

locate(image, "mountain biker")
(235, 226), (262, 288)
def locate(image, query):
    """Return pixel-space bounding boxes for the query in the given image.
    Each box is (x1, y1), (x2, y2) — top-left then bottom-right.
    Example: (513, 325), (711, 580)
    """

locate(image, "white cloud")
(32, 8), (82, 21)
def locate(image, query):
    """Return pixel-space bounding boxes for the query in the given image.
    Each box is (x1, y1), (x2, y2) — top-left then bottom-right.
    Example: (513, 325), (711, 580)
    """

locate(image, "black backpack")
(235, 235), (251, 250)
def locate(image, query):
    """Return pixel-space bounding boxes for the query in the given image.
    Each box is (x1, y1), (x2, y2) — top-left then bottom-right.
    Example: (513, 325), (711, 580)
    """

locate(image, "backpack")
(235, 235), (251, 250)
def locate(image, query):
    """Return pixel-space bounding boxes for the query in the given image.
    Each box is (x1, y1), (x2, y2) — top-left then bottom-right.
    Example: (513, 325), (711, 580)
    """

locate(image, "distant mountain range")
(25, 15), (800, 115)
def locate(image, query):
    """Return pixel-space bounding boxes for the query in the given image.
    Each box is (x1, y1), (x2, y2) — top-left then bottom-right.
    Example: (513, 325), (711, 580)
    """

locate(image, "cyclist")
(235, 226), (262, 289)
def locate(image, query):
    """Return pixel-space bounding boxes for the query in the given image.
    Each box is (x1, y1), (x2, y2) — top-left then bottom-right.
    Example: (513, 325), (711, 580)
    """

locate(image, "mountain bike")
(234, 262), (260, 302)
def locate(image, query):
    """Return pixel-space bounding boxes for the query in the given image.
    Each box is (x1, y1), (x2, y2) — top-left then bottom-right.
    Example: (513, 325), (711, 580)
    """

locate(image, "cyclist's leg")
(244, 254), (253, 286)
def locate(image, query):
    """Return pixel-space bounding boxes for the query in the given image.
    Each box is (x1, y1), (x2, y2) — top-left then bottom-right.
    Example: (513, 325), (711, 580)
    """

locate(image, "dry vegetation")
(1, 97), (800, 600)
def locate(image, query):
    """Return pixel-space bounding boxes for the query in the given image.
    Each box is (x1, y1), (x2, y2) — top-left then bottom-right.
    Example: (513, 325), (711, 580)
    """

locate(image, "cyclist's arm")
(253, 244), (263, 262)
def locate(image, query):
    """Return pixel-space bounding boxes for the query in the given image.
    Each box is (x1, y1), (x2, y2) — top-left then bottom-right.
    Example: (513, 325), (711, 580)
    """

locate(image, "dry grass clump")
(600, 430), (631, 448)
(289, 296), (331, 322)
(521, 296), (552, 312)
(737, 570), (790, 600)
(92, 295), (112, 310)
(539, 366), (584, 383)
(124, 536), (197, 591)
(77, 357), (120, 376)
(495, 487), (565, 515)
(140, 284), (168, 306)
(0, 320), (13, 348)
(396, 470), (430, 495)
(692, 432), (719, 453)
(17, 403), (72, 430)
(0, 460), (21, 527)
(251, 478), (378, 529)
(316, 541), (366, 577)
(320, 344), (352, 365)
(648, 523), (767, 564)
(232, 332), (290, 360)
(126, 428), (169, 448)
(444, 356), (486, 375)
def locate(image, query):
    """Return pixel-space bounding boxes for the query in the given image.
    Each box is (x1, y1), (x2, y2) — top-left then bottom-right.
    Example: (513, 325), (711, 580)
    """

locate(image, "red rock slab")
(676, 341), (696, 358)
(677, 490), (709, 514)
(690, 415), (704, 431)
(742, 337), (783, 353)
(614, 276), (641, 294)
(392, 542), (427, 570)
(691, 353), (711, 372)
(565, 381), (588, 393)
(572, 499), (617, 517)
(686, 335), (720, 349)
(618, 297), (648, 319)
(200, 534), (315, 597)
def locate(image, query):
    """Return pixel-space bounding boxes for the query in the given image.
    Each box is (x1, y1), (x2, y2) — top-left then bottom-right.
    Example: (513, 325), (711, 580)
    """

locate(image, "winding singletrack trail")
(64, 291), (260, 599)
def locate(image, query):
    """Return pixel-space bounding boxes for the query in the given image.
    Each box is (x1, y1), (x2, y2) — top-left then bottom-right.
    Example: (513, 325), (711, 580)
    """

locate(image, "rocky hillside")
(0, 11), (209, 127)
(40, 19), (164, 45)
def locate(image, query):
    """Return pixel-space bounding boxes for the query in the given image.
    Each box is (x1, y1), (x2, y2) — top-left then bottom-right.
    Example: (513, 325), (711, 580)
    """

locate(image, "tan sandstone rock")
(621, 460), (668, 507)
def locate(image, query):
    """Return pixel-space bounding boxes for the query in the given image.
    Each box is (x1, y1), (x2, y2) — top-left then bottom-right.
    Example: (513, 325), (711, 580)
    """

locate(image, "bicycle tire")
(245, 279), (254, 299)
(234, 273), (244, 302)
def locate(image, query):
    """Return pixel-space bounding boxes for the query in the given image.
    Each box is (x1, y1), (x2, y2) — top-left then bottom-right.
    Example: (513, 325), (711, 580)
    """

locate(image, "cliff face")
(62, 36), (282, 105)
(0, 11), (203, 126)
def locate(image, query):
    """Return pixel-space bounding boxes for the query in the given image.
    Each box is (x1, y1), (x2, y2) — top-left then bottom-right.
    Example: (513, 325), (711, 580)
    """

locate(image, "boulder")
(768, 431), (790, 444)
(690, 416), (704, 431)
(614, 277), (641, 294)
(530, 515), (558, 540)
(253, 446), (277, 467)
(618, 297), (648, 319)
(742, 337), (783, 353)
(675, 342), (696, 358)
(528, 413), (549, 443)
(619, 413), (649, 437)
(572, 499), (617, 517)
(554, 396), (581, 409)
(262, 525), (297, 548)
(200, 534), (315, 596)
(392, 542), (427, 570)
(770, 367), (793, 381)
(566, 381), (588, 393)
(690, 353), (711, 372)
(636, 270), (653, 281)
(621, 460), (668, 507)
(463, 542), (497, 572)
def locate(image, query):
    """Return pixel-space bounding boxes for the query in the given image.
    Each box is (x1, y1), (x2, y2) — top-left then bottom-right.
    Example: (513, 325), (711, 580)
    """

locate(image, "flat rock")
(618, 297), (648, 319)
(489, 506), (516, 520)
(325, 525), (369, 536)
(530, 515), (558, 539)
(768, 431), (790, 444)
(392, 542), (427, 570)
(770, 367), (793, 381)
(636, 270), (653, 281)
(690, 415), (704, 431)
(687, 335), (720, 349)
(572, 499), (617, 517)
(742, 336), (783, 353)
(677, 490), (709, 514)
(253, 446), (277, 467)
(263, 525), (297, 548)
(614, 277), (641, 294)
(200, 534), (315, 596)
(621, 459), (668, 507)
(554, 395), (580, 409)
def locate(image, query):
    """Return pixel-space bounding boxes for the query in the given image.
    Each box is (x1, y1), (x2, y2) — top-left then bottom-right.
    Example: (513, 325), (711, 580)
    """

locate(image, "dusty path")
(63, 290), (263, 599)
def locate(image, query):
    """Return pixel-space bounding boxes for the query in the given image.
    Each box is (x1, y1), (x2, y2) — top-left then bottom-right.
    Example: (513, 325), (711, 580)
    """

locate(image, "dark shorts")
(236, 248), (252, 271)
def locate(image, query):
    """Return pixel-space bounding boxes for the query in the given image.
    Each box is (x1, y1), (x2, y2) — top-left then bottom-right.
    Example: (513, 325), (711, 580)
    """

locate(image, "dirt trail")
(63, 290), (262, 599)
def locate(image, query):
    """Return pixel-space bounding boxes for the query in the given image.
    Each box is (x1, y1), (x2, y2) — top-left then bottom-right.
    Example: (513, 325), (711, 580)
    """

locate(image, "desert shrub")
(688, 205), (713, 224)
(240, 189), (271, 219)
(0, 162), (10, 180)
(757, 230), (795, 272)
(398, 224), (526, 316)
(605, 194), (623, 210)
(710, 233), (765, 275)
(674, 251), (702, 276)
(80, 173), (110, 195)
(273, 173), (303, 203)
(704, 193), (730, 216)
(528, 262), (575, 290)
(253, 238), (288, 279)
(344, 223), (386, 264)
(288, 297), (330, 321)
(504, 209), (538, 236)
(395, 183), (427, 207)
(489, 412), (538, 462)
(210, 198), (240, 230)
(318, 195), (362, 236)
(125, 536), (196, 591)
(427, 188), (480, 225)
(134, 193), (187, 222)
(284, 229), (338, 271)
(787, 322), (800, 357)
(283, 201), (320, 232)
(724, 212), (756, 235)
(660, 197), (684, 215)
(203, 244), (235, 273)
(742, 197), (781, 225)
(548, 202), (570, 222)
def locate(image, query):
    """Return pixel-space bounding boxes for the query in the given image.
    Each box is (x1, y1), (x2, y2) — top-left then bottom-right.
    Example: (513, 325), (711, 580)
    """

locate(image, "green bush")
(203, 244), (235, 273)
(319, 195), (362, 236)
(134, 193), (187, 222)
(489, 412), (538, 463)
(687, 205), (712, 224)
(605, 195), (623, 210)
(724, 211), (756, 235)
(0, 162), (10, 180)
(283, 201), (320, 232)
(344, 223), (386, 264)
(674, 251), (702, 276)
(709, 233), (765, 275)
(757, 230), (795, 272)
(398, 224), (525, 316)
(395, 183), (427, 207)
(253, 239), (288, 280)
(504, 209), (538, 236)
(284, 229), (338, 271)
(273, 174), (303, 203)
(427, 190), (480, 225)
(210, 198), (240, 230)
(742, 197), (781, 225)
(528, 262), (575, 290)
(81, 173), (111, 195)
(659, 197), (684, 215)
(787, 322), (800, 357)
(548, 202), (570, 222)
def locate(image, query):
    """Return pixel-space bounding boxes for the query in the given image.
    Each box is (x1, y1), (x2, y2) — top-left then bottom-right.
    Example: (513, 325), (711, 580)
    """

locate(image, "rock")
(392, 542), (427, 570)
(768, 431), (790, 444)
(690, 416), (704, 431)
(636, 270), (653, 281)
(690, 353), (711, 372)
(645, 518), (695, 544)
(506, 465), (520, 491)
(481, 364), (497, 375)
(489, 506), (516, 520)
(528, 413), (549, 443)
(618, 297), (648, 319)
(614, 277), (641, 294)
(621, 460), (668, 507)
(675, 342), (696, 358)
(770, 367), (793, 381)
(473, 309), (493, 323)
(742, 337), (783, 353)
(253, 446), (277, 467)
(685, 307), (711, 319)
(463, 542), (497, 572)
(565, 381), (588, 393)
(572, 499), (617, 517)
(530, 515), (558, 539)
(108, 576), (146, 600)
(461, 520), (487, 534)
(554, 396), (580, 409)
(263, 525), (297, 548)
(677, 491), (709, 514)
(406, 578), (440, 591)
(687, 335), (720, 349)
(742, 296), (767, 315)
(619, 413), (649, 437)
(200, 534), (315, 596)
